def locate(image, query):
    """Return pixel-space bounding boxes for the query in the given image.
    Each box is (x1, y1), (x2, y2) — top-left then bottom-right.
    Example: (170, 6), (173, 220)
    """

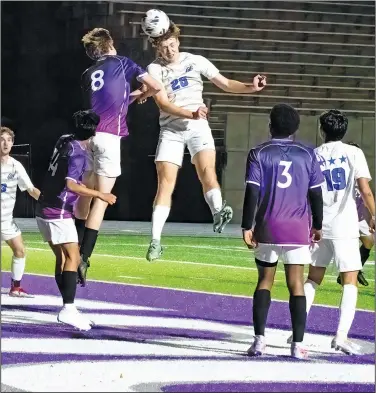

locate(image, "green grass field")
(1, 232), (375, 310)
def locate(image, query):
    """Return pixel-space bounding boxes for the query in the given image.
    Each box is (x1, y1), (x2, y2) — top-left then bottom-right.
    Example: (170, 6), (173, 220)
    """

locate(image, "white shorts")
(86, 132), (121, 177)
(310, 238), (362, 273)
(254, 244), (312, 266)
(1, 219), (21, 241)
(155, 120), (215, 167)
(359, 219), (371, 237)
(36, 217), (78, 245)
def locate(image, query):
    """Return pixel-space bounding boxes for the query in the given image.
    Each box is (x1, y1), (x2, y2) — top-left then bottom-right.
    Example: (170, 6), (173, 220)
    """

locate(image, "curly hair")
(82, 28), (113, 60)
(148, 23), (180, 48)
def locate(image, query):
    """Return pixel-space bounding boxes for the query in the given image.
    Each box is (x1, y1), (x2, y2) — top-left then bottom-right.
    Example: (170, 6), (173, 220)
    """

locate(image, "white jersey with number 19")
(315, 141), (371, 239)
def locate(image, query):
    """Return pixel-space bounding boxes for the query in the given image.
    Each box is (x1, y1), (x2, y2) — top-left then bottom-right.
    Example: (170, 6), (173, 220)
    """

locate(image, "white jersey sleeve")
(354, 148), (371, 180)
(15, 160), (33, 192)
(194, 55), (220, 80)
(146, 63), (163, 84)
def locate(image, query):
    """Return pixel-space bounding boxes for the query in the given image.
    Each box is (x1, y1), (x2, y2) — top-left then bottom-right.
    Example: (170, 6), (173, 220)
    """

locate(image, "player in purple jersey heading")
(242, 104), (324, 359)
(75, 28), (161, 285)
(36, 110), (117, 331)
(335, 142), (374, 287)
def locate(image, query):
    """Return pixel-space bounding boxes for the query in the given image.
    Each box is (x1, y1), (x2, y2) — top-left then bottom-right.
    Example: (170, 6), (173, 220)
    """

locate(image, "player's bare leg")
(332, 270), (360, 354)
(51, 242), (92, 331)
(192, 149), (233, 233)
(147, 161), (179, 261)
(248, 262), (277, 356)
(74, 170), (95, 244)
(77, 174), (116, 286)
(6, 235), (30, 297)
(285, 264), (308, 359)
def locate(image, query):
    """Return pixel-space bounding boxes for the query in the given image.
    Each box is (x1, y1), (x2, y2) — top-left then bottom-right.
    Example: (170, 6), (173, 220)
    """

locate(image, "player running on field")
(142, 22), (266, 261)
(75, 28), (161, 285)
(242, 104), (324, 360)
(36, 110), (116, 331)
(1, 126), (40, 297)
(302, 110), (375, 355)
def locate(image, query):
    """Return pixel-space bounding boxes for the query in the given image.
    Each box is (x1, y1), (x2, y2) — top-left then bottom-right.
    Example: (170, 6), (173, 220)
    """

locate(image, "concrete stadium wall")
(223, 113), (375, 224)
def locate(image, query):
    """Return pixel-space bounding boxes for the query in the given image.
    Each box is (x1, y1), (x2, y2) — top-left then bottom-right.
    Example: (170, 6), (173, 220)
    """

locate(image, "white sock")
(304, 279), (318, 315)
(337, 284), (358, 340)
(11, 256), (26, 281)
(204, 188), (223, 215)
(63, 303), (76, 310)
(151, 205), (170, 241)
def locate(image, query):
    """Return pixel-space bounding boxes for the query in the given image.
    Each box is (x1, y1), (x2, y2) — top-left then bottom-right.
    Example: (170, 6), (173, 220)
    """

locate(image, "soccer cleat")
(331, 337), (361, 355)
(357, 271), (369, 287)
(146, 239), (163, 262)
(9, 286), (33, 298)
(77, 256), (90, 287)
(336, 274), (342, 285)
(247, 335), (266, 356)
(291, 342), (309, 359)
(57, 305), (92, 331)
(213, 201), (233, 233)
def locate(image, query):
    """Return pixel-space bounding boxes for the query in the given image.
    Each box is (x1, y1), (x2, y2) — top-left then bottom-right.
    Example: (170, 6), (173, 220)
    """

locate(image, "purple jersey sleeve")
(245, 149), (261, 186)
(66, 142), (86, 183)
(127, 58), (147, 81)
(309, 153), (325, 189)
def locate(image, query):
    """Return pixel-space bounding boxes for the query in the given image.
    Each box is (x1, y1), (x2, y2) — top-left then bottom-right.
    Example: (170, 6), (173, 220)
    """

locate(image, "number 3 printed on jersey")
(171, 76), (188, 91)
(277, 161), (292, 188)
(91, 70), (104, 91)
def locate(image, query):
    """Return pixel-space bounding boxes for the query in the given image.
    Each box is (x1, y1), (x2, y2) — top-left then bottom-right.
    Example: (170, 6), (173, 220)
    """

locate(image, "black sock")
(360, 245), (371, 267)
(289, 295), (307, 343)
(61, 271), (77, 304)
(80, 228), (98, 261)
(11, 279), (21, 288)
(252, 289), (271, 336)
(75, 218), (86, 245)
(55, 273), (64, 296)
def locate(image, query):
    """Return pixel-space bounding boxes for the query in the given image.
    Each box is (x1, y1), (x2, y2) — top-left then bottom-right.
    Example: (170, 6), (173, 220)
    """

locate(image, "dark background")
(2, 1), (221, 223)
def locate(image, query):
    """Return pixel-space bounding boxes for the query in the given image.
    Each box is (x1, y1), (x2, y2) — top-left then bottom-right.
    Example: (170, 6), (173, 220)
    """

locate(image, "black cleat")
(336, 275), (342, 285)
(77, 256), (90, 287)
(357, 270), (369, 287)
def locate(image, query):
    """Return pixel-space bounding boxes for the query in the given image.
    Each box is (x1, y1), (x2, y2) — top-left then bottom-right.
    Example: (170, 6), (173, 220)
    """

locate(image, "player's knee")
(14, 247), (25, 258)
(362, 236), (374, 250)
(198, 165), (218, 188)
(287, 281), (304, 296)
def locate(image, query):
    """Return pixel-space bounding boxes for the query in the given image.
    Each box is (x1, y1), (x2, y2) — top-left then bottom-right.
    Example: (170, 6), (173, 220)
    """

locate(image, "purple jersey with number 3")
(81, 55), (147, 137)
(245, 139), (324, 245)
(36, 135), (87, 220)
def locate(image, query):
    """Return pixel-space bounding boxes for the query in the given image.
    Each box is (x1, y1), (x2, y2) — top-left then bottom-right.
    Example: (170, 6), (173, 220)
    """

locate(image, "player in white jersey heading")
(142, 23), (266, 261)
(1, 127), (41, 296)
(303, 110), (375, 354)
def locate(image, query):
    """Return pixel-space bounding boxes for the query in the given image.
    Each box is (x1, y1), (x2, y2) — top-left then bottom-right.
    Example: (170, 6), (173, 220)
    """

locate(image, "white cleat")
(57, 305), (92, 331)
(331, 337), (361, 355)
(291, 342), (309, 359)
(247, 335), (266, 356)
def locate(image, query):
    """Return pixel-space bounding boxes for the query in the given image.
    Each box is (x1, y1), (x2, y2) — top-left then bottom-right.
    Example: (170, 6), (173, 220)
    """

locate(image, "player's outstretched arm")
(27, 187), (41, 201)
(153, 87), (207, 120)
(357, 178), (375, 231)
(129, 74), (162, 104)
(66, 179), (117, 205)
(210, 74), (266, 94)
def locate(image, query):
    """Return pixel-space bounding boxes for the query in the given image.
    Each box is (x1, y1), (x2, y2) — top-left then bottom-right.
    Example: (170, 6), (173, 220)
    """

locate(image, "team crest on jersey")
(1, 183), (7, 193)
(185, 65), (193, 73)
(7, 173), (15, 180)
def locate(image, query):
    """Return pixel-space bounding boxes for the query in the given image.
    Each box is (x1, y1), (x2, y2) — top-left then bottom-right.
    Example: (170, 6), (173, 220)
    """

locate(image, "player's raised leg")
(147, 161), (179, 261)
(192, 148), (233, 233)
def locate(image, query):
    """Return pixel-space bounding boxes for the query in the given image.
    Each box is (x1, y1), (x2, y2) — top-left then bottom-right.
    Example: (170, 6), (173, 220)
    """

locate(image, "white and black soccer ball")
(141, 9), (170, 38)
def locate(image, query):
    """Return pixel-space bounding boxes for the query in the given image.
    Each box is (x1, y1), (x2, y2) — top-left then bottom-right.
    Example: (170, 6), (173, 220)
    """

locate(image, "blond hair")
(148, 23), (181, 48)
(81, 28), (113, 60)
(1, 127), (15, 142)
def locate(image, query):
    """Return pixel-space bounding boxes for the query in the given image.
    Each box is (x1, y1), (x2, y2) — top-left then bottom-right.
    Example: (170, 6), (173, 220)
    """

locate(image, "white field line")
(1, 270), (373, 313)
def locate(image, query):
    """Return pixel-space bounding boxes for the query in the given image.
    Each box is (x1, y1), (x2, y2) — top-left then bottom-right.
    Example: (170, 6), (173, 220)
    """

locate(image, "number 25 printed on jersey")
(171, 76), (189, 91)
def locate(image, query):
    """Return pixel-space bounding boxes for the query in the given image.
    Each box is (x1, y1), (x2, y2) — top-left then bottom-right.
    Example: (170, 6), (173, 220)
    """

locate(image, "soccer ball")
(141, 9), (170, 38)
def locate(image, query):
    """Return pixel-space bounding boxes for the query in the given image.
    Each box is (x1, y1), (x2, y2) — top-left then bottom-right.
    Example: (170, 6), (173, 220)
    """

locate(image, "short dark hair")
(346, 141), (360, 149)
(72, 110), (100, 140)
(319, 109), (348, 141)
(269, 104), (300, 137)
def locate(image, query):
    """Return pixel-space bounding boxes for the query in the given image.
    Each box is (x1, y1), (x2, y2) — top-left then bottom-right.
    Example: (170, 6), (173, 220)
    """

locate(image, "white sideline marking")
(1, 271), (373, 313)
